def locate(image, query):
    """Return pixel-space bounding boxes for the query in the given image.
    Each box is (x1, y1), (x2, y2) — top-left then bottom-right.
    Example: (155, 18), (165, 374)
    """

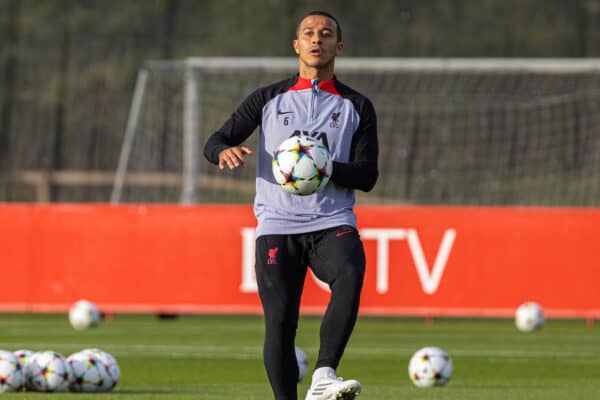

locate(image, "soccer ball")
(25, 351), (72, 392)
(295, 347), (309, 382)
(82, 348), (120, 390)
(0, 350), (25, 392)
(272, 136), (332, 195)
(68, 299), (101, 330)
(408, 346), (453, 388)
(515, 302), (545, 332)
(67, 351), (109, 392)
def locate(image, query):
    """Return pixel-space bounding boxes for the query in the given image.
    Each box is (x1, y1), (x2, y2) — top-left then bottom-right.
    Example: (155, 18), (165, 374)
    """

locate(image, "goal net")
(111, 57), (600, 206)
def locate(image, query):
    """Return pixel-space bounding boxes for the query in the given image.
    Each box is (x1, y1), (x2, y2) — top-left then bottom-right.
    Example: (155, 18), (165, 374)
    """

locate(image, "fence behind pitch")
(109, 57), (600, 205)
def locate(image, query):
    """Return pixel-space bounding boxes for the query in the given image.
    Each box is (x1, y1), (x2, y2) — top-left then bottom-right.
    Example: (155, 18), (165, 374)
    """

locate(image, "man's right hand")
(218, 146), (253, 170)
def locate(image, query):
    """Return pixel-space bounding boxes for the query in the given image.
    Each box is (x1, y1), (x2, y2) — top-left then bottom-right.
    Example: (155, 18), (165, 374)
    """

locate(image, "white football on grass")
(408, 346), (453, 388)
(515, 301), (545, 332)
(69, 300), (101, 331)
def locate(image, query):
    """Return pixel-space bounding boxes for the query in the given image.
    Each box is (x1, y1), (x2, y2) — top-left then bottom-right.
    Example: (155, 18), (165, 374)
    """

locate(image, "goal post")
(181, 62), (200, 204)
(112, 57), (600, 206)
(110, 68), (149, 204)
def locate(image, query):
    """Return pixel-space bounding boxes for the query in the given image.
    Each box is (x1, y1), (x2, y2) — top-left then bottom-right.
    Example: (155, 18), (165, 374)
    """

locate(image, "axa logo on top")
(240, 228), (457, 295)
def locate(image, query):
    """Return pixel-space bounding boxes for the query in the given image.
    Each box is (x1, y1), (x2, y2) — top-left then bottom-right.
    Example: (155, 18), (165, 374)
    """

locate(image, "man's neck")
(298, 63), (335, 81)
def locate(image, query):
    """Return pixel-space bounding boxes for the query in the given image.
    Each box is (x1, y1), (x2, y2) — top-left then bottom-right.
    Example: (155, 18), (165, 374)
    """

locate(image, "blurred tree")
(51, 0), (71, 178)
(157, 0), (180, 170)
(0, 0), (20, 170)
(1, 0), (600, 202)
(584, 0), (600, 55)
(161, 0), (180, 59)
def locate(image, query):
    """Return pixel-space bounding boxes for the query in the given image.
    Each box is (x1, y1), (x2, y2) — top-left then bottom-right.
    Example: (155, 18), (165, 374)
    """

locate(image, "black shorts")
(255, 224), (366, 300)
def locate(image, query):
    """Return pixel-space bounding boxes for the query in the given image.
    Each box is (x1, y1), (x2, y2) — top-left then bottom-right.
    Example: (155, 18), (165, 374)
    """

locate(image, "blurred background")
(1, 0), (600, 204)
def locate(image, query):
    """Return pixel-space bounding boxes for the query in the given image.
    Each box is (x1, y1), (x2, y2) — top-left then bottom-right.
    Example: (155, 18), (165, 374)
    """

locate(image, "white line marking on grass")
(0, 342), (597, 360)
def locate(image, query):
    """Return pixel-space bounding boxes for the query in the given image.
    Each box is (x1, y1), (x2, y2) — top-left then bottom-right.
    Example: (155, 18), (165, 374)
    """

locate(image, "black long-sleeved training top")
(204, 75), (378, 237)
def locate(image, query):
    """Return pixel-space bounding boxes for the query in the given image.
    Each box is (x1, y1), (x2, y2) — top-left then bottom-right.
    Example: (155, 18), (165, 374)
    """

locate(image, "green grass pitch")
(0, 313), (598, 399)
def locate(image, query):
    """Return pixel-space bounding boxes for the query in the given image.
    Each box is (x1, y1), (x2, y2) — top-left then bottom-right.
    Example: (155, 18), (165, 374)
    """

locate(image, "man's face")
(293, 15), (343, 70)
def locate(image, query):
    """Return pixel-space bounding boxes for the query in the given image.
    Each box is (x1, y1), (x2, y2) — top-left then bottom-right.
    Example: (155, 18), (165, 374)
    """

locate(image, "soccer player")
(204, 11), (378, 400)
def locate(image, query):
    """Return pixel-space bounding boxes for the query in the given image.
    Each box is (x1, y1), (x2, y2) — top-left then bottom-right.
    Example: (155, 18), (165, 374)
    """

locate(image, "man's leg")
(309, 226), (365, 370)
(255, 234), (307, 400)
(304, 226), (365, 400)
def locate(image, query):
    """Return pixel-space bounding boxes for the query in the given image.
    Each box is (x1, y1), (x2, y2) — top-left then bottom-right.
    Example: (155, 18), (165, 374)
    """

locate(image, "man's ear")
(293, 39), (300, 55)
(336, 41), (344, 55)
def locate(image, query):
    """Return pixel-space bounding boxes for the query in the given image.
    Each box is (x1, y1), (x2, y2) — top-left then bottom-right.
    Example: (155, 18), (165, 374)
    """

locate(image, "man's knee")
(332, 264), (364, 294)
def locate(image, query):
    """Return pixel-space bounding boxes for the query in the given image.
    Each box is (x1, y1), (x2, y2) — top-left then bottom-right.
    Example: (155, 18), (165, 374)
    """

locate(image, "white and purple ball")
(82, 348), (120, 391)
(0, 350), (25, 392)
(67, 351), (109, 392)
(515, 301), (545, 332)
(68, 299), (101, 331)
(25, 351), (72, 392)
(295, 347), (309, 382)
(272, 136), (332, 196)
(408, 346), (453, 388)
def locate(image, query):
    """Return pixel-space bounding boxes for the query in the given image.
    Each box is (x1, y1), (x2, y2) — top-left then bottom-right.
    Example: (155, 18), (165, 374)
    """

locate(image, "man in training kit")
(204, 11), (378, 400)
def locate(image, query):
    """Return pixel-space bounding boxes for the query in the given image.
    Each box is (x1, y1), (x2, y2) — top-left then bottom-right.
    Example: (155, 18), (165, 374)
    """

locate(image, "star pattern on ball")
(58, 370), (70, 383)
(41, 366), (52, 378)
(311, 163), (331, 186)
(293, 142), (314, 163)
(283, 171), (302, 192)
(272, 136), (332, 195)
